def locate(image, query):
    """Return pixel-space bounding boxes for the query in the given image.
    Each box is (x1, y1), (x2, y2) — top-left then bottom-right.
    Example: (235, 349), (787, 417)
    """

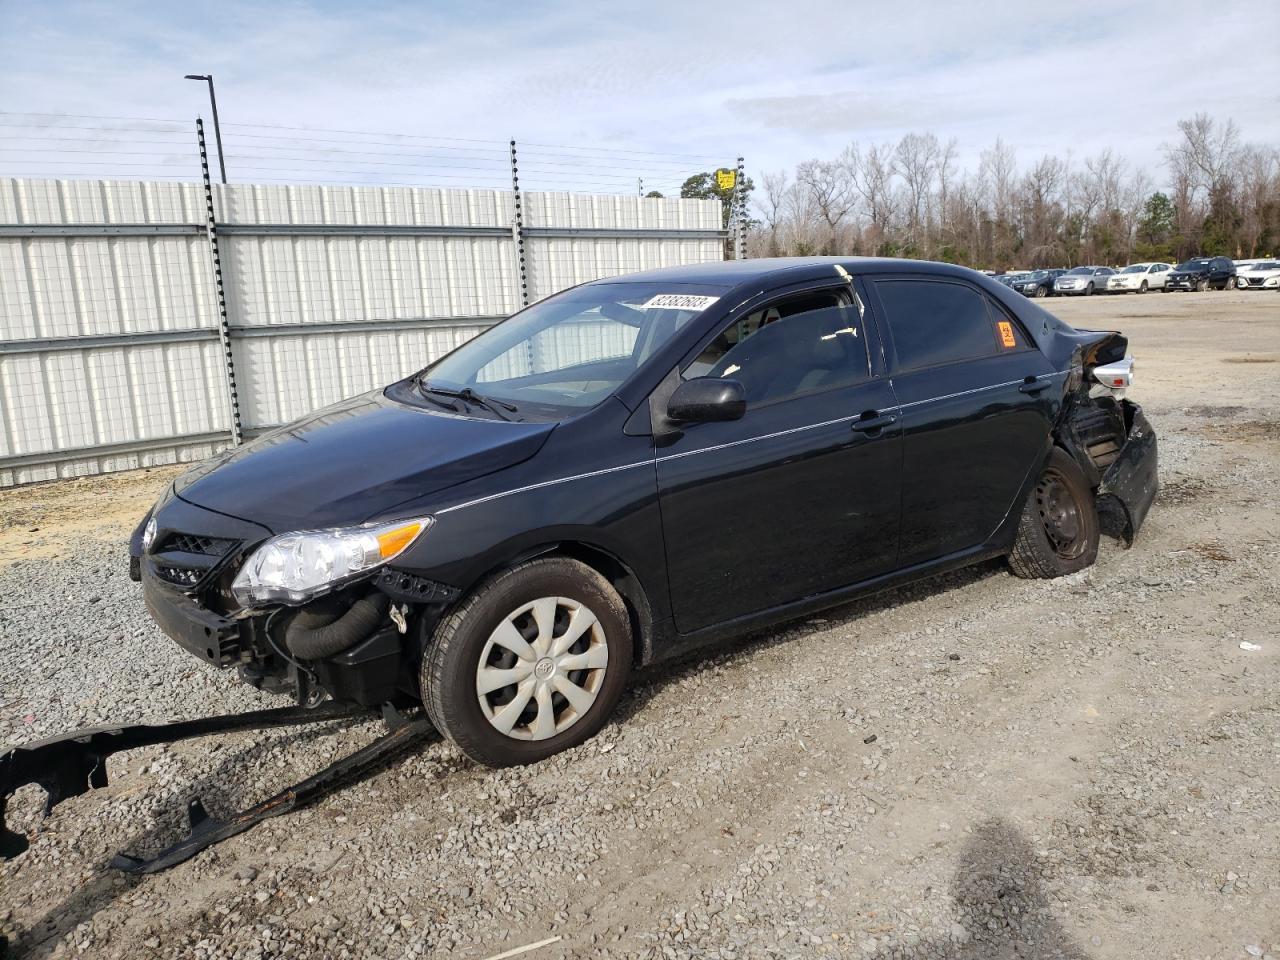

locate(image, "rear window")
(875, 279), (1003, 371)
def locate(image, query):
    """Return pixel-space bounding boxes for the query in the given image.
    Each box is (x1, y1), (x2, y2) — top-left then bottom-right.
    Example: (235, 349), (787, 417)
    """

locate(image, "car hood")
(174, 389), (557, 533)
(1241, 267), (1280, 277)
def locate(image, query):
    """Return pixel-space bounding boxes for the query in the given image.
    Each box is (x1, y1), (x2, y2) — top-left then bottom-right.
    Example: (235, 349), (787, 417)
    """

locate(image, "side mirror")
(666, 377), (746, 424)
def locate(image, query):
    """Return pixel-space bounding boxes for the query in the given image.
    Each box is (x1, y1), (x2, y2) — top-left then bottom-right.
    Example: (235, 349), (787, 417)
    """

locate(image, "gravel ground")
(1, 290), (1278, 960)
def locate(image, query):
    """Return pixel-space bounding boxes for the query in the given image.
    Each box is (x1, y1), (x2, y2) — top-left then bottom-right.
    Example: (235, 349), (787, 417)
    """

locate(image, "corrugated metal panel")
(0, 177), (724, 486)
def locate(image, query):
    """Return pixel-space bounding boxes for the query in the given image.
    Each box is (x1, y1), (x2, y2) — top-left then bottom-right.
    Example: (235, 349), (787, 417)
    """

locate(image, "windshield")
(1122, 264), (1148, 273)
(419, 281), (726, 416)
(1066, 267), (1092, 275)
(1177, 259), (1211, 270)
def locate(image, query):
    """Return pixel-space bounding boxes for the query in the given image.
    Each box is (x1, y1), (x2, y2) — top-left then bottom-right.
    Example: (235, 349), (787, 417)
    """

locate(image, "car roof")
(590, 256), (993, 287)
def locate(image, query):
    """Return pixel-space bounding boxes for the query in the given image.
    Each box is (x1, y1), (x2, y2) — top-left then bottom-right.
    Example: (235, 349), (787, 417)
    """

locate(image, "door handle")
(850, 412), (897, 433)
(1018, 377), (1049, 394)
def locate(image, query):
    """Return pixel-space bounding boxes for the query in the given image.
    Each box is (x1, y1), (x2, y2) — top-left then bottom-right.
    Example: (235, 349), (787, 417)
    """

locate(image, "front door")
(655, 283), (903, 634)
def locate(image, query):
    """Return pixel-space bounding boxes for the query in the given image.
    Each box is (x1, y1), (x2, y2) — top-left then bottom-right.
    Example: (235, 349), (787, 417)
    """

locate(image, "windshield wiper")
(417, 379), (520, 421)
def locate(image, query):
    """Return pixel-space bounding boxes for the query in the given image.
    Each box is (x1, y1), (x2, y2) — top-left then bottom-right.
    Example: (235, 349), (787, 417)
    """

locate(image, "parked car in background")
(1166, 256), (1236, 292)
(1235, 259), (1280, 290)
(1011, 269), (1066, 298)
(1107, 262), (1172, 294)
(996, 271), (1031, 288)
(1054, 266), (1115, 296)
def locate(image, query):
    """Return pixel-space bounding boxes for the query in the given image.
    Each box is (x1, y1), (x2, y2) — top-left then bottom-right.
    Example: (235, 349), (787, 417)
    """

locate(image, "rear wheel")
(422, 558), (633, 766)
(1007, 448), (1100, 579)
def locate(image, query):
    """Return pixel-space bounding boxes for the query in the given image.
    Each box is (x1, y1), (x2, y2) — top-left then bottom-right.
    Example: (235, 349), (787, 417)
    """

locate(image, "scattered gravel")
(2, 293), (1278, 959)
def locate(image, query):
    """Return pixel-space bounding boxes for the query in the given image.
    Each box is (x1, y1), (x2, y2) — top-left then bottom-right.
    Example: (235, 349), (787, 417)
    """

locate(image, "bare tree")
(757, 170), (790, 256)
(743, 114), (1276, 267)
(850, 142), (897, 247)
(794, 154), (857, 252)
(892, 132), (942, 252)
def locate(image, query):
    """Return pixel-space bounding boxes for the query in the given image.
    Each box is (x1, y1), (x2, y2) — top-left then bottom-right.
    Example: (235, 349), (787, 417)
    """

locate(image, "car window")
(984, 298), (1033, 352)
(685, 290), (870, 406)
(874, 279), (1000, 371)
(426, 281), (723, 414)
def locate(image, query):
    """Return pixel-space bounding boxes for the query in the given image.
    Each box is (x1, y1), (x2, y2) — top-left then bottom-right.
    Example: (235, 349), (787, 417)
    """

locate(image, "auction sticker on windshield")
(643, 294), (721, 311)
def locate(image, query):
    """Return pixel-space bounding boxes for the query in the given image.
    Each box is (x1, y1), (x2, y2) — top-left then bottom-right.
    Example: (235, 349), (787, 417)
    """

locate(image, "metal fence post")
(196, 118), (243, 445)
(734, 156), (747, 260)
(509, 139), (530, 309)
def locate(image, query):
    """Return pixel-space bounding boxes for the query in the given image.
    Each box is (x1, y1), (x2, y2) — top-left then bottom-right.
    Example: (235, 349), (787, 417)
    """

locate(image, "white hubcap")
(475, 596), (608, 741)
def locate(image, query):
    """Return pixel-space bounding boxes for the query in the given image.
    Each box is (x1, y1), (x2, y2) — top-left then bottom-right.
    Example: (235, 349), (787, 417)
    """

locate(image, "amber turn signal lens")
(376, 521), (426, 559)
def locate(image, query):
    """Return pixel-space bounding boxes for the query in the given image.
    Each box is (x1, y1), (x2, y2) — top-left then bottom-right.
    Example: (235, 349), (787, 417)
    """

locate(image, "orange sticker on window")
(997, 320), (1017, 349)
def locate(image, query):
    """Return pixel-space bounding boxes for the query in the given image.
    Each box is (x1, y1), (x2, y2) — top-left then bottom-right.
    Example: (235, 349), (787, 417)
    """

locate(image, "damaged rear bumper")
(1097, 400), (1158, 545)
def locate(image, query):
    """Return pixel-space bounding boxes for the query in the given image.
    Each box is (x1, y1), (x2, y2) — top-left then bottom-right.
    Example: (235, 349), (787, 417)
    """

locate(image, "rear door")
(655, 280), (902, 633)
(865, 275), (1056, 567)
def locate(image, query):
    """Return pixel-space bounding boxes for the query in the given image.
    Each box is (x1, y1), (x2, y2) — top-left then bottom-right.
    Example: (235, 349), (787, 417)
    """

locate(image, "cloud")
(0, 0), (1276, 192)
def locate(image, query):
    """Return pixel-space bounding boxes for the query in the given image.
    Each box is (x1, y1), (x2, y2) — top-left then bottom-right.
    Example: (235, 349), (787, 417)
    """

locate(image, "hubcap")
(475, 596), (608, 741)
(1036, 470), (1086, 559)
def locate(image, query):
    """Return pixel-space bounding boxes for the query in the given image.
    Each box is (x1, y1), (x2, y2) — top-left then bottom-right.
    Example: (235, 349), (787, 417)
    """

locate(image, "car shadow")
(866, 817), (1090, 959)
(7, 715), (390, 960)
(617, 557), (1007, 724)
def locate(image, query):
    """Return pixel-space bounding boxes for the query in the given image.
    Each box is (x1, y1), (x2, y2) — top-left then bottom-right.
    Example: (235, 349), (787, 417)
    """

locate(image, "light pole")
(184, 74), (227, 183)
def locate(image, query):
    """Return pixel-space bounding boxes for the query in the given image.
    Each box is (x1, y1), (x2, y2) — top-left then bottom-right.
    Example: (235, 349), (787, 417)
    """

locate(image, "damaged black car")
(3, 257), (1158, 868)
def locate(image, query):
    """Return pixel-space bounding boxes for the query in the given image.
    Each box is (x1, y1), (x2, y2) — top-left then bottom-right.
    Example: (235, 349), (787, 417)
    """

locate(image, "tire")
(1195, 278), (1208, 292)
(1034, 284), (1048, 298)
(1007, 447), (1100, 579)
(421, 557), (633, 767)
(1085, 282), (1094, 296)
(1138, 280), (1148, 294)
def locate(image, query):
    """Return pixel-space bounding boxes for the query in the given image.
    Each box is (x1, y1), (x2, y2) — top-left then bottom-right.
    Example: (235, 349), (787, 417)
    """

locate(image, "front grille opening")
(155, 564), (204, 587)
(162, 533), (237, 556)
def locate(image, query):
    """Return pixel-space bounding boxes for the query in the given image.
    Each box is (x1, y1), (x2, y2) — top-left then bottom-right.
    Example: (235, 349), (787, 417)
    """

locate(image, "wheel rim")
(475, 596), (608, 741)
(1036, 469), (1087, 560)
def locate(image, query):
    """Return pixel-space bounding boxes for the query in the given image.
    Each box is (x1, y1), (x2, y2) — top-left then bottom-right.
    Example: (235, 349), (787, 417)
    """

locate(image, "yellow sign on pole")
(716, 168), (737, 191)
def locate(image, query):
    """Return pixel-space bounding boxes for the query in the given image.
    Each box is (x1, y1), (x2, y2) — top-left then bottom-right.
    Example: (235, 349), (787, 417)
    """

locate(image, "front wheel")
(1007, 448), (1100, 579)
(1085, 282), (1094, 296)
(1138, 280), (1148, 294)
(422, 558), (633, 767)
(1034, 284), (1049, 298)
(1195, 278), (1208, 292)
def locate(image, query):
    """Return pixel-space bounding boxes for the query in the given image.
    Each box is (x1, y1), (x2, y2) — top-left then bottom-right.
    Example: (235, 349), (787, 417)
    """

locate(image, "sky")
(1, 0), (1277, 197)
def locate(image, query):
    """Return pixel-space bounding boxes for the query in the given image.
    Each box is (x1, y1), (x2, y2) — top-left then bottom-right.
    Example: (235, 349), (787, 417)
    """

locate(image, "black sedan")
(129, 258), (1159, 768)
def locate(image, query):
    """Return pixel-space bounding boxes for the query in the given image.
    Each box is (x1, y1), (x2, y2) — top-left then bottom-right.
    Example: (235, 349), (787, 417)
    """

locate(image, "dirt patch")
(0, 465), (180, 564)
(1222, 356), (1278, 364)
(1157, 475), (1215, 505)
(1226, 420), (1280, 443)
(1184, 404), (1247, 418)
(1186, 540), (1235, 562)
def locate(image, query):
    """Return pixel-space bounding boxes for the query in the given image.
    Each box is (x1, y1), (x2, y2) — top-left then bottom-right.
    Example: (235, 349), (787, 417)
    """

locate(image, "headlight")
(231, 517), (433, 607)
(142, 517), (158, 553)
